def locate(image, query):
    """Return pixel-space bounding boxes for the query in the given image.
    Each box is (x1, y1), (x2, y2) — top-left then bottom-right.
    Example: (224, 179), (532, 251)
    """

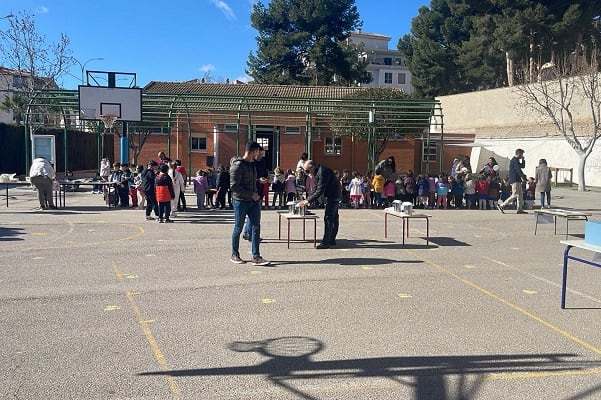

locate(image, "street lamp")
(73, 57), (104, 84)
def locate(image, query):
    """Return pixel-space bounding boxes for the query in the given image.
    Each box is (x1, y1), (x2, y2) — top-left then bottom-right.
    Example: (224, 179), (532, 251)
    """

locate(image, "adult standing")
(296, 152), (308, 171)
(141, 161), (159, 220)
(175, 159), (188, 212)
(497, 148), (527, 214)
(375, 156), (396, 181)
(535, 158), (553, 209)
(29, 157), (56, 210)
(168, 162), (185, 218)
(298, 160), (341, 249)
(229, 141), (270, 266)
(215, 164), (230, 210)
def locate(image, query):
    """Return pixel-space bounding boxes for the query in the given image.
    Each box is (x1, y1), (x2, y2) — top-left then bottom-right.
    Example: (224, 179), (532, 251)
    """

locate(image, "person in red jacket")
(155, 164), (175, 223)
(475, 174), (489, 210)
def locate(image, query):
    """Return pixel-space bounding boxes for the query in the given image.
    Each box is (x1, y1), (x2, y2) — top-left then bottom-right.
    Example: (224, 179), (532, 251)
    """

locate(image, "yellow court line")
(406, 250), (601, 357)
(486, 367), (601, 381)
(34, 223), (145, 250)
(112, 263), (181, 397)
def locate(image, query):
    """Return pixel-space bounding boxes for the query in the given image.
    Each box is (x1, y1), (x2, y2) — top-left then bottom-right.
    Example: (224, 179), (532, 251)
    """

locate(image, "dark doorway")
(255, 128), (276, 171)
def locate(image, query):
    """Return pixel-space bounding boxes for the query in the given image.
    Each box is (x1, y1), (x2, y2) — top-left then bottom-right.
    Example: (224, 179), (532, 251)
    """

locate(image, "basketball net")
(99, 115), (118, 133)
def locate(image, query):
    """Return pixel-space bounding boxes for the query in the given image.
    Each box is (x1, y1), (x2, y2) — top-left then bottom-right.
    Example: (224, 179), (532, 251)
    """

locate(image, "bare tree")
(0, 11), (72, 122)
(515, 50), (600, 191)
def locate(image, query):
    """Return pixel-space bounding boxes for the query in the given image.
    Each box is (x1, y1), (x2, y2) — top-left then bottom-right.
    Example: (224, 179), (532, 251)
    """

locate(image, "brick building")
(131, 82), (469, 177)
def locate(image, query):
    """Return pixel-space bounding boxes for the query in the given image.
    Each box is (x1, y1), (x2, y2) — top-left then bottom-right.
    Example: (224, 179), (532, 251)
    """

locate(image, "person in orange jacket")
(155, 164), (175, 223)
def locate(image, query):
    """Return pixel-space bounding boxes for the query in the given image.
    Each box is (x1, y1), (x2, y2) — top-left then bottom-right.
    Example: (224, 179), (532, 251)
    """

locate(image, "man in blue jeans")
(297, 160), (341, 249)
(229, 141), (270, 266)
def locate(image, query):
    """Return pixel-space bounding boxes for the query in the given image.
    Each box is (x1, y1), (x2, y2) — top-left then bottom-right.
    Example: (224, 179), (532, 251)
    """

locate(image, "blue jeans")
(232, 199), (261, 259)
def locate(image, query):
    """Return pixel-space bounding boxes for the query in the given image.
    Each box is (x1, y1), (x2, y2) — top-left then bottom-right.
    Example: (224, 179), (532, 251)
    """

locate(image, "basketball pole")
(120, 122), (128, 164)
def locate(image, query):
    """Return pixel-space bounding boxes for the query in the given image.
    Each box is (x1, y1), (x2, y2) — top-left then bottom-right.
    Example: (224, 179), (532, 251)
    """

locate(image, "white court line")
(483, 256), (601, 305)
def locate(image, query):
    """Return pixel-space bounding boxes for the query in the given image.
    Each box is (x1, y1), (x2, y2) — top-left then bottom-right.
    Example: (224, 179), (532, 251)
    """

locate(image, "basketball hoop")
(99, 114), (118, 132)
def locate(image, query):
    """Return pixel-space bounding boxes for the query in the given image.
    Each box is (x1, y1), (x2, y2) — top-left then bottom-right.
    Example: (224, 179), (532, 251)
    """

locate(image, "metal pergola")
(24, 88), (444, 175)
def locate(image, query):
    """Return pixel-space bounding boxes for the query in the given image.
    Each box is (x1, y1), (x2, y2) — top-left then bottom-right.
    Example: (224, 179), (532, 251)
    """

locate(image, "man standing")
(230, 141), (270, 266)
(298, 160), (341, 249)
(497, 148), (527, 214)
(29, 157), (56, 210)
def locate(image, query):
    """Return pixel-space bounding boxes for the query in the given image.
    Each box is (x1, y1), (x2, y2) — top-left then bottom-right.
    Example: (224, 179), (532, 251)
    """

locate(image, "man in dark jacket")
(229, 141), (270, 266)
(298, 160), (341, 249)
(141, 160), (159, 220)
(215, 164), (230, 209)
(497, 148), (527, 214)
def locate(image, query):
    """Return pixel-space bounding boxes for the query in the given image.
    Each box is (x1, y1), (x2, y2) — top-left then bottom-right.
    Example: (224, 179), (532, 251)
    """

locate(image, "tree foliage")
(247, 0), (370, 86)
(331, 88), (431, 169)
(399, 0), (601, 97)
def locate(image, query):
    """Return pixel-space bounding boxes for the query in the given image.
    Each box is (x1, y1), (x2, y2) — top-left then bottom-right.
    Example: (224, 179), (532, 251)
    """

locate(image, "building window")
(191, 134), (207, 151)
(256, 137), (269, 151)
(12, 75), (29, 88)
(422, 141), (437, 162)
(311, 127), (321, 141)
(384, 57), (392, 65)
(224, 124), (238, 133)
(285, 126), (301, 134)
(324, 136), (342, 155)
(384, 72), (393, 84)
(397, 73), (406, 84)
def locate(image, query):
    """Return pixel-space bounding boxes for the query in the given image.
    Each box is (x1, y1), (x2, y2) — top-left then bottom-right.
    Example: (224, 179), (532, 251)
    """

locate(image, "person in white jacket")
(168, 162), (185, 218)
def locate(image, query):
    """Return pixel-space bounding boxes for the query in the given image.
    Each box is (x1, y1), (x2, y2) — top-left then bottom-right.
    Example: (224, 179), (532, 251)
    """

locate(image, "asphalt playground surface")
(1, 185), (601, 400)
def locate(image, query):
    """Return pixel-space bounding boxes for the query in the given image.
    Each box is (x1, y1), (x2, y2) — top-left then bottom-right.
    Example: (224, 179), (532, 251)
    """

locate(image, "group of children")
(331, 169), (522, 211)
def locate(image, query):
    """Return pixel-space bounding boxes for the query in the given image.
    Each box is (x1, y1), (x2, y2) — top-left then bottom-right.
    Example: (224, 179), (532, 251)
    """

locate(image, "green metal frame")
(24, 89), (444, 173)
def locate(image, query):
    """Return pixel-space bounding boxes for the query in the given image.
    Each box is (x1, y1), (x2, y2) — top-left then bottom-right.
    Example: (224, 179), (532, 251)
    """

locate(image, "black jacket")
(216, 170), (230, 189)
(230, 158), (257, 201)
(141, 168), (156, 194)
(307, 164), (340, 203)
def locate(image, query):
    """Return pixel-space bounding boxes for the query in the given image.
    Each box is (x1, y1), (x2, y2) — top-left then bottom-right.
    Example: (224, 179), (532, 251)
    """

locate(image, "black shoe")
(496, 203), (505, 214)
(516, 210), (528, 214)
(316, 243), (330, 249)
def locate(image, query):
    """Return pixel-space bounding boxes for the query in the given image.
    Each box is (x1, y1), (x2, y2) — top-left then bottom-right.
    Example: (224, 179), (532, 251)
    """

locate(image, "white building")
(348, 31), (413, 93)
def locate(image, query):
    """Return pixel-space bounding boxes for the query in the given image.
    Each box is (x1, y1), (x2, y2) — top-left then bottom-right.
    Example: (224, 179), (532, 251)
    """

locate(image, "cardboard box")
(584, 221), (601, 246)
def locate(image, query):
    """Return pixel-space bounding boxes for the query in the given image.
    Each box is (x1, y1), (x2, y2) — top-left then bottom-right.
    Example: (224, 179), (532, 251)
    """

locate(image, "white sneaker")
(252, 257), (271, 266)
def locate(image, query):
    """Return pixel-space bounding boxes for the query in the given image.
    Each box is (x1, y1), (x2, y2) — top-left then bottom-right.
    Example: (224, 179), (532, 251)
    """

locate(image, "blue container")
(584, 221), (601, 246)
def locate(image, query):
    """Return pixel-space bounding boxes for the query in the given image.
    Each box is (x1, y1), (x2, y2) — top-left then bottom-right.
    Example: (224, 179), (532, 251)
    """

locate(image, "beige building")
(348, 31), (413, 93)
(435, 80), (601, 187)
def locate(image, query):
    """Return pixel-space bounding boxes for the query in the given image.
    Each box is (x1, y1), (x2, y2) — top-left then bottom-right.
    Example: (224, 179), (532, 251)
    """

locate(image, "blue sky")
(1, 0), (429, 89)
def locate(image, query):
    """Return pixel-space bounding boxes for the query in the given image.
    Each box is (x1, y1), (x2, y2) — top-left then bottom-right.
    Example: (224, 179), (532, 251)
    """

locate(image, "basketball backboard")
(78, 71), (142, 122)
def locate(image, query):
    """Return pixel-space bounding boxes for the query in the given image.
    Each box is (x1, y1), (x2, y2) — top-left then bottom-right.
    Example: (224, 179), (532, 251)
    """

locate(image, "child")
(488, 177), (500, 210)
(349, 171), (363, 208)
(193, 170), (209, 210)
(475, 175), (489, 210)
(383, 179), (396, 208)
(446, 175), (456, 208)
(372, 171), (385, 208)
(155, 164), (175, 223)
(285, 169), (297, 203)
(128, 165), (139, 208)
(295, 169), (306, 199)
(525, 177), (536, 200)
(92, 172), (102, 194)
(452, 174), (464, 208)
(436, 174), (449, 209)
(271, 167), (286, 209)
(500, 177), (512, 203)
(416, 174), (429, 209)
(362, 173), (372, 208)
(428, 174), (437, 209)
(463, 173), (476, 209)
(134, 165), (146, 209)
